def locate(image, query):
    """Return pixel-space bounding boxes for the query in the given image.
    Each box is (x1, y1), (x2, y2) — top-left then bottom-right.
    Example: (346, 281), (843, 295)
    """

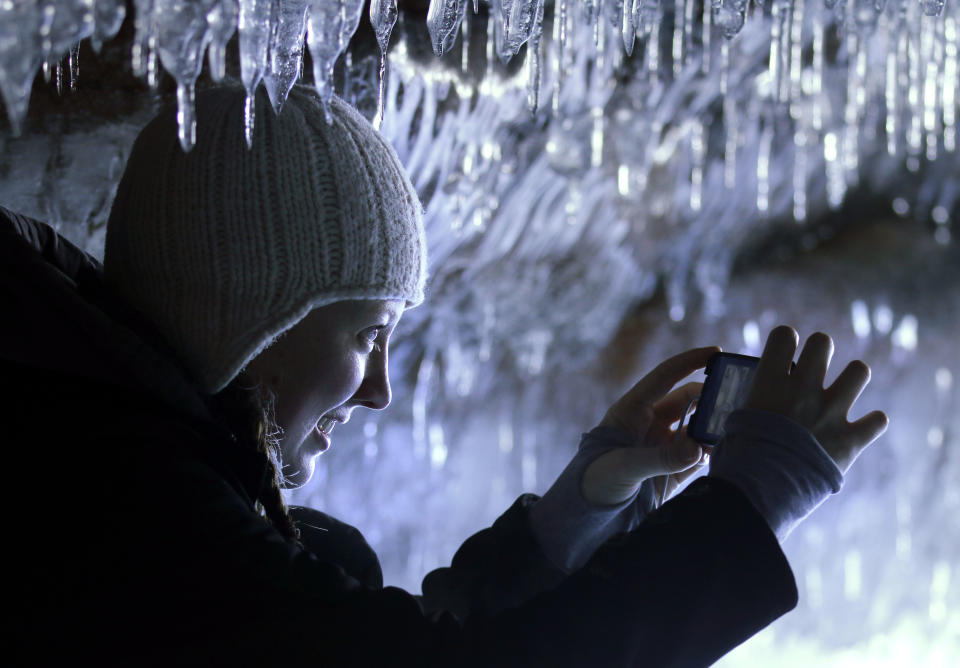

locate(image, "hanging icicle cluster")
(2, 1), (957, 159)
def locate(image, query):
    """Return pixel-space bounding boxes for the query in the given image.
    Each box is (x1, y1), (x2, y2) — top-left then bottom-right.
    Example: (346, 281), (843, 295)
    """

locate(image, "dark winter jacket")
(1, 206), (798, 667)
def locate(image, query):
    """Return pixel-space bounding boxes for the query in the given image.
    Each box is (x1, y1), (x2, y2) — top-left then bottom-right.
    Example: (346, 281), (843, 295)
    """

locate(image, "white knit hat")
(105, 85), (427, 394)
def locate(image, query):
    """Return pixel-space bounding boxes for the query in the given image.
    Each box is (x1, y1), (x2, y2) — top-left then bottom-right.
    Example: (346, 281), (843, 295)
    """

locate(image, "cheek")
(313, 351), (366, 408)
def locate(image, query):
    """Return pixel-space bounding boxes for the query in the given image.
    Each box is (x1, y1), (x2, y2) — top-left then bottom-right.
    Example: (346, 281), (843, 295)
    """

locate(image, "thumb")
(622, 439), (702, 477)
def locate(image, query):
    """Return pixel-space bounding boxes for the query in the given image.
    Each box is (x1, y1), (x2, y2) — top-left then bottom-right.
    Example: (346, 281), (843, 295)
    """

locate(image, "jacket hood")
(0, 205), (216, 425)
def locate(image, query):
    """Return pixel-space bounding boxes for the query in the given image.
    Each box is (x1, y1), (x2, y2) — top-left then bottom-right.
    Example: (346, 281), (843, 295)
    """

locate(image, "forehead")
(304, 299), (404, 326)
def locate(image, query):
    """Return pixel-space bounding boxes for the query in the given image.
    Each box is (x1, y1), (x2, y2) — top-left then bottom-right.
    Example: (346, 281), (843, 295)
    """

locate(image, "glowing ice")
(263, 0), (309, 114)
(0, 4), (43, 135)
(239, 0), (272, 145)
(91, 0), (126, 53)
(0, 0), (94, 135)
(426, 0), (468, 57)
(206, 0), (239, 82)
(922, 0), (945, 16)
(505, 0), (545, 57)
(370, 0), (399, 55)
(713, 0), (748, 39)
(307, 0), (364, 118)
(370, 0), (398, 128)
(154, 1), (218, 151)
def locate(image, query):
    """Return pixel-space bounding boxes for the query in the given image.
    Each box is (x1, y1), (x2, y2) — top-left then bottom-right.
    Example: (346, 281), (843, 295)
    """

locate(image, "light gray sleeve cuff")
(528, 427), (657, 573)
(708, 409), (844, 542)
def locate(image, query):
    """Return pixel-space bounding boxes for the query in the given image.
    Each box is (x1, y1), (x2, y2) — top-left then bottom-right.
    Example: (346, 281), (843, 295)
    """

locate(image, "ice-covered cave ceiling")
(1, 1), (958, 664)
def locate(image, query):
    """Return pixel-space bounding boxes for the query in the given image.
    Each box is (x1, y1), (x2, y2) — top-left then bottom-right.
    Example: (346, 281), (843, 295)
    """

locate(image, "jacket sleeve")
(122, 435), (797, 668)
(421, 494), (569, 619)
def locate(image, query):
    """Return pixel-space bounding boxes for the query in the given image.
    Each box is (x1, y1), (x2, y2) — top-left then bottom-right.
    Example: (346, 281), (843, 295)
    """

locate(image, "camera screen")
(705, 362), (757, 437)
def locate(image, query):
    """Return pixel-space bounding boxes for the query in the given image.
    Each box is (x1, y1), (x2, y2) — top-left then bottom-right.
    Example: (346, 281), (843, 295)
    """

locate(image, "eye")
(360, 326), (385, 351)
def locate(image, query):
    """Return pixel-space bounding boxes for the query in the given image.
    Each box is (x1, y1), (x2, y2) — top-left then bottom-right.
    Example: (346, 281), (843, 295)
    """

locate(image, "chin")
(280, 452), (317, 489)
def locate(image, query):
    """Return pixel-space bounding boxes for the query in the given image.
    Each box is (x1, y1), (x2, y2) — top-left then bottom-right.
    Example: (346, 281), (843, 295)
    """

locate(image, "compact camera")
(687, 353), (759, 445)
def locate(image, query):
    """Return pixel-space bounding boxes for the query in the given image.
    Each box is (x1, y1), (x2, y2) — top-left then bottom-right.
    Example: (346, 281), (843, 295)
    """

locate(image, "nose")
(353, 348), (391, 411)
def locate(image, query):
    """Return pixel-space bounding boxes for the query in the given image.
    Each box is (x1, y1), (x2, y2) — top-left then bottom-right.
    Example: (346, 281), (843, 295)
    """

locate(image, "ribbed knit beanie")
(105, 85), (427, 394)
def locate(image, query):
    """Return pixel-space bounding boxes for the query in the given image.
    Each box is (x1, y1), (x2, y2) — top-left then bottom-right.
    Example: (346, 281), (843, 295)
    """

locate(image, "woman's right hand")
(744, 326), (889, 474)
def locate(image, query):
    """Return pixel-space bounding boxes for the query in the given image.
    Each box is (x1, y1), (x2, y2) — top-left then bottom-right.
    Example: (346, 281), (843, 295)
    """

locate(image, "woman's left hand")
(581, 347), (720, 506)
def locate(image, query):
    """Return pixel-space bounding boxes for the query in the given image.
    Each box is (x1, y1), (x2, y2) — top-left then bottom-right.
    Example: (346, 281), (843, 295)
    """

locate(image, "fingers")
(653, 382), (703, 422)
(618, 347), (719, 411)
(824, 360), (871, 419)
(849, 410), (889, 446)
(794, 332), (834, 389)
(754, 325), (799, 380)
(619, 436), (702, 478)
(830, 410), (888, 473)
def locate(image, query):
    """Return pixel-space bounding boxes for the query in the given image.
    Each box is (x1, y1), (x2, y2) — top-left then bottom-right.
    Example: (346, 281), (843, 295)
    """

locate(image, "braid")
(212, 372), (300, 544)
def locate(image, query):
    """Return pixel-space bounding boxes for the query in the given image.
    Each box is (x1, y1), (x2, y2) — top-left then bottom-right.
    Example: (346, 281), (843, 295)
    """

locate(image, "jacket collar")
(0, 206), (269, 505)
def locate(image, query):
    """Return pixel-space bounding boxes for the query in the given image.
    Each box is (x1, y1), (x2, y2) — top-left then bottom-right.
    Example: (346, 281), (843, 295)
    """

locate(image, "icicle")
(633, 0), (656, 37)
(684, 0), (695, 70)
(559, 0), (568, 61)
(244, 93), (256, 146)
(788, 0), (803, 113)
(491, 0), (514, 63)
(68, 43), (79, 91)
(146, 36), (159, 88)
(131, 0), (155, 78)
(690, 121), (704, 211)
(714, 0), (748, 40)
(793, 129), (807, 222)
(944, 17), (957, 152)
(55, 60), (64, 95)
(0, 4), (42, 135)
(906, 8), (923, 167)
(923, 49), (939, 161)
(647, 10), (660, 80)
(306, 0), (364, 119)
(42, 60), (52, 83)
(854, 0), (881, 33)
(757, 122), (772, 213)
(176, 82), (197, 152)
(886, 49), (899, 155)
(622, 0), (636, 56)
(155, 2), (217, 151)
(91, 0), (126, 53)
(824, 131), (846, 207)
(590, 106), (604, 167)
(581, 0), (601, 45)
(42, 0), (96, 62)
(551, 0), (565, 115)
(207, 0), (240, 82)
(238, 0), (272, 142)
(370, 0), (398, 129)
(841, 26), (862, 179)
(812, 13), (824, 132)
(701, 0), (712, 73)
(722, 44), (737, 189)
(526, 1), (544, 113)
(777, 0), (790, 103)
(672, 0), (685, 78)
(505, 0), (544, 57)
(719, 35), (728, 97)
(264, 0), (309, 114)
(921, 0), (944, 16)
(412, 354), (436, 460)
(461, 10), (470, 73)
(426, 0), (468, 57)
(768, 1), (783, 103)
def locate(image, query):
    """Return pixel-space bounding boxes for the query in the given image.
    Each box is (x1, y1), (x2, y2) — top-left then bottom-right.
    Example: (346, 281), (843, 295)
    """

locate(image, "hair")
(210, 372), (300, 544)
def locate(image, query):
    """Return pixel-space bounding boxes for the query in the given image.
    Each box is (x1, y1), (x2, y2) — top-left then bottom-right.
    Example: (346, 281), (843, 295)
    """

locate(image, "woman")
(2, 85), (886, 666)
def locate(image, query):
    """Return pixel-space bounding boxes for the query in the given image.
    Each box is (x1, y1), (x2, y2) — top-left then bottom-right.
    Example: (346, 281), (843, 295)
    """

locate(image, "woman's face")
(245, 298), (405, 487)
